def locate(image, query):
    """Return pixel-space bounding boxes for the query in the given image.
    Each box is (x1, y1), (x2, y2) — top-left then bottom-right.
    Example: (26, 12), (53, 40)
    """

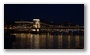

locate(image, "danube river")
(10, 32), (84, 49)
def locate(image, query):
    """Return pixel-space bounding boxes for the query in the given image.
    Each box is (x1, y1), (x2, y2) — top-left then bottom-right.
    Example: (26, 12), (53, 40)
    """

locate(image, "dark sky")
(4, 4), (84, 25)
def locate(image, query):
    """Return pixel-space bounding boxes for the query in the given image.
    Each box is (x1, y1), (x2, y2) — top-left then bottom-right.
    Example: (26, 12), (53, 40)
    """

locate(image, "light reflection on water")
(12, 32), (84, 49)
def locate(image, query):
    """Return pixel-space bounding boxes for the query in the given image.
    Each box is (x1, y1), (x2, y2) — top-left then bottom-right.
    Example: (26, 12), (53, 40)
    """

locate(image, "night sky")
(4, 4), (84, 25)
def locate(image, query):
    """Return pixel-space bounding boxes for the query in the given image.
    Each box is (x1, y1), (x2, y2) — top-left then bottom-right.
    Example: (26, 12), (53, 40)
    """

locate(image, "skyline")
(4, 4), (84, 25)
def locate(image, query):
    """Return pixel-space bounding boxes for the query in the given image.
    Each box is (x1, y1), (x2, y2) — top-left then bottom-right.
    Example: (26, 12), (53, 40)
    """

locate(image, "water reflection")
(12, 32), (84, 49)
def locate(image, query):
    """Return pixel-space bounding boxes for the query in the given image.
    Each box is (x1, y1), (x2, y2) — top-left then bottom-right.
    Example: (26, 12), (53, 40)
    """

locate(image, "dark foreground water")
(4, 32), (84, 49)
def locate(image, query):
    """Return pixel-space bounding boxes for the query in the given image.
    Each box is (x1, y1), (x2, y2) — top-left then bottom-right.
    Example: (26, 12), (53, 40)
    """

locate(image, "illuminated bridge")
(4, 19), (84, 33)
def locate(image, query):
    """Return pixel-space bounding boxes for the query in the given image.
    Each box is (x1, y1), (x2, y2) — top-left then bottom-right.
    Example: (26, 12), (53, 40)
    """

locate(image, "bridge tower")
(32, 19), (40, 32)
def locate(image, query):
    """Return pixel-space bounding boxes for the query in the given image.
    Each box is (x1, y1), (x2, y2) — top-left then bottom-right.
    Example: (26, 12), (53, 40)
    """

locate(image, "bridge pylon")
(31, 19), (40, 32)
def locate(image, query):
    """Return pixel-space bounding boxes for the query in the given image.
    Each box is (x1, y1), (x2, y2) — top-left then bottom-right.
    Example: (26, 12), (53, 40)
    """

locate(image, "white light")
(33, 19), (40, 21)
(37, 29), (39, 31)
(32, 29), (36, 31)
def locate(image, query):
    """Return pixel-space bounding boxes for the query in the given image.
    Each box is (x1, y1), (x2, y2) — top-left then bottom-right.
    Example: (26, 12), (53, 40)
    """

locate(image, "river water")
(12, 32), (84, 49)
